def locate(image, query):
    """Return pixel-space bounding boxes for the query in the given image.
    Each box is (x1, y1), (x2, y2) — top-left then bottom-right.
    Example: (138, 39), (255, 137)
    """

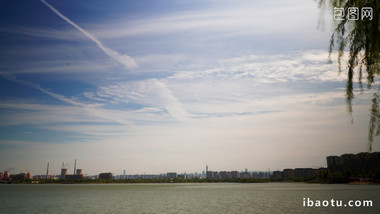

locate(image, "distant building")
(13, 173), (26, 180)
(327, 152), (380, 176)
(240, 172), (251, 179)
(206, 170), (243, 179)
(294, 168), (315, 178)
(206, 171), (218, 179)
(99, 172), (113, 180)
(219, 171), (231, 179)
(4, 171), (10, 180)
(177, 174), (186, 179)
(167, 172), (177, 179)
(251, 171), (269, 178)
(270, 167), (325, 179)
(65, 174), (85, 180)
(230, 171), (240, 179)
(271, 171), (282, 179)
(282, 169), (295, 179)
(26, 172), (33, 179)
(34, 175), (59, 180)
(13, 172), (32, 180)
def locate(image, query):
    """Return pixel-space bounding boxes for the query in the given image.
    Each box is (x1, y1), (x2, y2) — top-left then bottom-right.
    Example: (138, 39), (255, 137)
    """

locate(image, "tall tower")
(123, 170), (126, 179)
(74, 159), (77, 175)
(206, 165), (208, 173)
(46, 162), (49, 178)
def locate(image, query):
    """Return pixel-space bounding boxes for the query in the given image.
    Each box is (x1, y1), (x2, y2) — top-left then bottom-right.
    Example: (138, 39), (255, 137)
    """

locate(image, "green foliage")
(319, 0), (380, 150)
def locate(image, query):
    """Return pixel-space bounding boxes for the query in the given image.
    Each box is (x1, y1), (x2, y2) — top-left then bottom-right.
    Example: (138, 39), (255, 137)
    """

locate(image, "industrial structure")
(60, 160), (85, 180)
(46, 162), (49, 179)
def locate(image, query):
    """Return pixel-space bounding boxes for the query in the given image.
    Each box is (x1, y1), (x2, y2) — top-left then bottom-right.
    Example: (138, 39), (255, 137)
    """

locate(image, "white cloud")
(97, 79), (191, 121)
(88, 2), (319, 40)
(3, 0), (380, 176)
(0, 50), (364, 127)
(3, 98), (376, 175)
(0, 102), (101, 126)
(2, 49), (378, 174)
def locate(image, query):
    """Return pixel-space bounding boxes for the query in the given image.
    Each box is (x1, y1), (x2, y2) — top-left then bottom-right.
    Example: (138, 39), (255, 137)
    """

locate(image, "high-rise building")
(327, 152), (380, 174)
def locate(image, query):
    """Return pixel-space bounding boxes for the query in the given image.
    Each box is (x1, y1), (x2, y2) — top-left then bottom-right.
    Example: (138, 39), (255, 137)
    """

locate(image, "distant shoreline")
(2, 178), (379, 185)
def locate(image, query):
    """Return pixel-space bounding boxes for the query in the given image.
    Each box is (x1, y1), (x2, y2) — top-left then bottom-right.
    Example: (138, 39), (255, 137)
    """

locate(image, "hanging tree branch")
(319, 0), (380, 151)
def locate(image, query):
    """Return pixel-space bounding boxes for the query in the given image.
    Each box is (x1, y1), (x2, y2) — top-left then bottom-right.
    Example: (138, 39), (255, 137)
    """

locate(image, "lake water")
(0, 183), (379, 213)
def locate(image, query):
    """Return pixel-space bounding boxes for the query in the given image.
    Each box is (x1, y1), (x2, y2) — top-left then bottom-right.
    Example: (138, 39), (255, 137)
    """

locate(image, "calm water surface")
(0, 183), (379, 214)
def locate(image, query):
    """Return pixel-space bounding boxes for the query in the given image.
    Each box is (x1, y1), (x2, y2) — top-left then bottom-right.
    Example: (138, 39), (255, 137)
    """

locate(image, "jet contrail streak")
(40, 0), (138, 69)
(0, 71), (86, 107)
(0, 71), (134, 126)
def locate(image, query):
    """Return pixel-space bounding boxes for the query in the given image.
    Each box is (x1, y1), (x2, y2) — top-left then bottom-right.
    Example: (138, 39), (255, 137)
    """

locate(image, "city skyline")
(1, 161), (312, 178)
(3, 151), (380, 180)
(1, 0), (380, 175)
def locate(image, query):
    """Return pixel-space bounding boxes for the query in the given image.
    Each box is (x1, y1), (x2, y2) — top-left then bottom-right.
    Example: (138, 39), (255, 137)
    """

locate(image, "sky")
(0, 0), (379, 176)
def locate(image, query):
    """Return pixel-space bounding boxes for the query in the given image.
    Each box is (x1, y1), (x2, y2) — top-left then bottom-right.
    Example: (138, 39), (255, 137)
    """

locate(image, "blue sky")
(1, 0), (378, 175)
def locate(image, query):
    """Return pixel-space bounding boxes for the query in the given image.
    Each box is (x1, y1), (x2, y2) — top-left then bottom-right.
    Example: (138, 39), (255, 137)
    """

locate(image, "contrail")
(40, 0), (138, 69)
(0, 71), (136, 126)
(0, 71), (87, 107)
